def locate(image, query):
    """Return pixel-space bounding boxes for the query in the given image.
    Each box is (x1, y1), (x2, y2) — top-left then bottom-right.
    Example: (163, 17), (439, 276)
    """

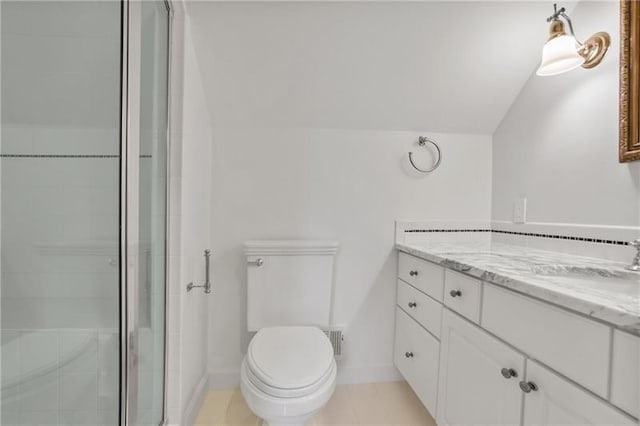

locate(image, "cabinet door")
(437, 309), (525, 426)
(393, 307), (440, 415)
(611, 330), (639, 418)
(522, 360), (636, 426)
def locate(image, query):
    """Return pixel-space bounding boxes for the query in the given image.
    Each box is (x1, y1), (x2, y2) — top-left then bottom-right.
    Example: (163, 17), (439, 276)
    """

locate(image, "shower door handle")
(186, 249), (212, 293)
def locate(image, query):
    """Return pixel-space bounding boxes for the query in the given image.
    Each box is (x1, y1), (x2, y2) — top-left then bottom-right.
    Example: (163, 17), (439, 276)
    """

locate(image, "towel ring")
(408, 136), (441, 173)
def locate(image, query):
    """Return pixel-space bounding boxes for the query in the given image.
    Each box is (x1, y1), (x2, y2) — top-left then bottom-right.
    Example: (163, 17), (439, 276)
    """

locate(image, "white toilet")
(240, 240), (339, 426)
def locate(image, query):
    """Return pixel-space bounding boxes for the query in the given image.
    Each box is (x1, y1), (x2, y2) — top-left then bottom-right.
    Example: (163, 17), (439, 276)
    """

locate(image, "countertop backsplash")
(396, 220), (640, 263)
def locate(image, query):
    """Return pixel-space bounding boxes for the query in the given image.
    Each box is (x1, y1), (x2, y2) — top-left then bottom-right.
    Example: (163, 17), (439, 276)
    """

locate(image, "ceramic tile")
(375, 382), (435, 426)
(195, 382), (435, 426)
(59, 331), (98, 374)
(309, 385), (358, 426)
(343, 383), (391, 425)
(195, 389), (235, 424)
(223, 390), (260, 426)
(59, 410), (98, 425)
(59, 373), (98, 411)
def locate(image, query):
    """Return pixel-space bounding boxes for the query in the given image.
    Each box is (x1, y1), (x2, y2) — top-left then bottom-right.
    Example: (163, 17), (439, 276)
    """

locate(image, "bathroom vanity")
(393, 242), (639, 425)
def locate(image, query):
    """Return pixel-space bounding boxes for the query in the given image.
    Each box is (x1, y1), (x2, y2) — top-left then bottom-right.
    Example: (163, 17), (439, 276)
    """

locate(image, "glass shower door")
(119, 0), (171, 423)
(1, 1), (123, 424)
(136, 1), (169, 424)
(1, 0), (171, 424)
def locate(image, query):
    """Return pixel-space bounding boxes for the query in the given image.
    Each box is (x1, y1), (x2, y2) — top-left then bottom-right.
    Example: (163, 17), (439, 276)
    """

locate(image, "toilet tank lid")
(244, 240), (339, 256)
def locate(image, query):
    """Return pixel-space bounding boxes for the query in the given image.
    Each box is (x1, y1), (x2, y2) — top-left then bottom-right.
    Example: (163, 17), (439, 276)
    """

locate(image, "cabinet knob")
(405, 352), (414, 358)
(450, 289), (462, 298)
(500, 368), (518, 379)
(519, 381), (538, 393)
(408, 302), (417, 308)
(409, 270), (419, 277)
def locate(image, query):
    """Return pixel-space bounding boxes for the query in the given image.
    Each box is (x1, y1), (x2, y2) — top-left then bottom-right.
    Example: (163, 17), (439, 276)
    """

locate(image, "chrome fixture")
(501, 368), (518, 379)
(405, 352), (414, 358)
(409, 270), (419, 276)
(408, 302), (417, 308)
(519, 381), (539, 393)
(537, 3), (610, 76)
(626, 240), (640, 272)
(450, 289), (462, 298)
(187, 249), (212, 293)
(247, 258), (264, 267)
(408, 136), (442, 174)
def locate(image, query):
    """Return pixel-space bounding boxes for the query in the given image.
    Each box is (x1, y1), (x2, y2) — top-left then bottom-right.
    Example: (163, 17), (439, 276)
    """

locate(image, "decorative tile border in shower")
(0, 154), (152, 158)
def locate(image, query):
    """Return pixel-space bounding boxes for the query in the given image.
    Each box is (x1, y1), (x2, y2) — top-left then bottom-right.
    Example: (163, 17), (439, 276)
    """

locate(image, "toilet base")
(240, 357), (336, 426)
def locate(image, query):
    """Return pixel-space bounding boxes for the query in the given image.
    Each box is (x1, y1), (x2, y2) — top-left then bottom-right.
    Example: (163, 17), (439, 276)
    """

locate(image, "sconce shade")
(536, 34), (585, 76)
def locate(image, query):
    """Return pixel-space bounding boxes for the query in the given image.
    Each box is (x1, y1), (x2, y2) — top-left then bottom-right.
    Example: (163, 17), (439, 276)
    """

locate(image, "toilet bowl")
(240, 326), (337, 426)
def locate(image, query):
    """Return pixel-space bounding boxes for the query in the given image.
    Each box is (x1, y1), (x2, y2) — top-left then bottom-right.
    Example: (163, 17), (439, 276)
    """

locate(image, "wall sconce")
(536, 3), (610, 76)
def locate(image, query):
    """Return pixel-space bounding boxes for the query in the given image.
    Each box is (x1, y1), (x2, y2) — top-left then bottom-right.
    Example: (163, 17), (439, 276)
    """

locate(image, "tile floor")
(195, 381), (436, 426)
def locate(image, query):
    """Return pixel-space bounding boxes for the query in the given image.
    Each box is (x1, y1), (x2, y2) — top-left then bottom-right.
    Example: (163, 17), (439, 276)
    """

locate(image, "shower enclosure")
(0, 1), (170, 424)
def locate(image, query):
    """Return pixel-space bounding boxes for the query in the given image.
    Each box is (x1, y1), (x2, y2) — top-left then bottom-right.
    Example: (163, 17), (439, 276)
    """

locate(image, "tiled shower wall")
(0, 2), (123, 425)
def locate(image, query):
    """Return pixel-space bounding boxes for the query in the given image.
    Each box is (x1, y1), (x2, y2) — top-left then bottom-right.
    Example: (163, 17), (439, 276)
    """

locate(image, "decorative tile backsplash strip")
(404, 228), (630, 246)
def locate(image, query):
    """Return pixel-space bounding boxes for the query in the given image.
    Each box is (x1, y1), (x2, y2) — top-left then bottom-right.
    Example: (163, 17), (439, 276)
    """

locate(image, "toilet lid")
(247, 326), (334, 390)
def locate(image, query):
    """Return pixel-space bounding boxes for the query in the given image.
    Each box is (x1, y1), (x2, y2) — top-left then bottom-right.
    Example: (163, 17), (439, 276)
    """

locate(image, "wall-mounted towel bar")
(187, 249), (212, 293)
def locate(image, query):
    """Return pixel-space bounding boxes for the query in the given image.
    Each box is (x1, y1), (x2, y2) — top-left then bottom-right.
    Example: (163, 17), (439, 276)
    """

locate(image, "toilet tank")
(245, 240), (339, 331)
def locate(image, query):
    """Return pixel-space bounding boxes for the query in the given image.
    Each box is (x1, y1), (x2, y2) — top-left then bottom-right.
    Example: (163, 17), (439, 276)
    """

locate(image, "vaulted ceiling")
(185, 1), (580, 134)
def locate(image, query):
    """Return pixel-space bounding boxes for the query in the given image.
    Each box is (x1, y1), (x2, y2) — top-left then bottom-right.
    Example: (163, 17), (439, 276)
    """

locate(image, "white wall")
(181, 0), (640, 393)
(493, 0), (640, 230)
(185, 1), (557, 135)
(166, 8), (213, 425)
(181, 1), (496, 387)
(206, 128), (491, 383)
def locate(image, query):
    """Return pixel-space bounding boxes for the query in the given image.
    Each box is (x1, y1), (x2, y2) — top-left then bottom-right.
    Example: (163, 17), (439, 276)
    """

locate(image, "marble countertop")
(396, 242), (640, 335)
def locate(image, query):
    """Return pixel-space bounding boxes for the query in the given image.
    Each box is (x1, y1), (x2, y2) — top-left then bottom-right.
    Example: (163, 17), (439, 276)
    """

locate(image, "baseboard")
(183, 373), (209, 426)
(336, 363), (402, 385)
(209, 369), (241, 389)
(208, 364), (402, 388)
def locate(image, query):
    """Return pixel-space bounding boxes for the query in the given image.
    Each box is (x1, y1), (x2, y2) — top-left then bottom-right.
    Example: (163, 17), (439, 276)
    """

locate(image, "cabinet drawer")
(523, 360), (635, 425)
(611, 330), (639, 418)
(443, 270), (482, 324)
(482, 284), (611, 398)
(393, 307), (440, 415)
(398, 252), (444, 302)
(397, 280), (442, 338)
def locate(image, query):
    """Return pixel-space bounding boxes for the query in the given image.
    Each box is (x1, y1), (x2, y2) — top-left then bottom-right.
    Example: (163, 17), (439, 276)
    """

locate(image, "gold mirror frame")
(619, 0), (640, 162)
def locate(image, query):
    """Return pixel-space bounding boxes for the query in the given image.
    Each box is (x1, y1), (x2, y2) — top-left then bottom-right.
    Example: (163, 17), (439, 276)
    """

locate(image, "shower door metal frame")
(120, 0), (172, 424)
(120, 0), (142, 423)
(161, 1), (173, 425)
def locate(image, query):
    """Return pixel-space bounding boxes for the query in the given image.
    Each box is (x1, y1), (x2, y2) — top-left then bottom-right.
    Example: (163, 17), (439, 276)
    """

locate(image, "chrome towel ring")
(409, 136), (442, 173)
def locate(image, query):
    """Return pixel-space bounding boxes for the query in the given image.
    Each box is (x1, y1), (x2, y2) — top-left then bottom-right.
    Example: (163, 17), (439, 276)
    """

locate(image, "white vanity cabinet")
(611, 330), (640, 418)
(394, 251), (638, 425)
(522, 360), (636, 426)
(393, 307), (440, 414)
(442, 270), (482, 324)
(398, 252), (444, 301)
(482, 283), (611, 397)
(437, 309), (524, 425)
(394, 253), (444, 415)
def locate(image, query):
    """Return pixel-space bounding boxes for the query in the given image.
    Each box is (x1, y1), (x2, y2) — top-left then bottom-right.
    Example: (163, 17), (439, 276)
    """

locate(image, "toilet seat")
(246, 326), (335, 398)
